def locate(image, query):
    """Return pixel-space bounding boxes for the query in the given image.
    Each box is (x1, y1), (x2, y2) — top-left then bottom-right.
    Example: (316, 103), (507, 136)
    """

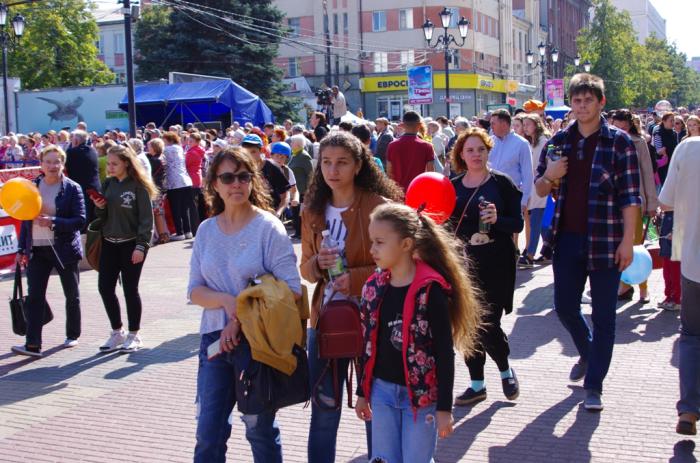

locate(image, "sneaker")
(502, 369), (519, 400)
(121, 333), (143, 352)
(533, 255), (551, 265)
(569, 359), (588, 382)
(583, 389), (603, 411)
(517, 255), (534, 269)
(185, 232), (194, 240)
(170, 234), (185, 242)
(99, 329), (126, 352)
(454, 387), (487, 406)
(659, 300), (681, 311)
(63, 338), (79, 348)
(11, 345), (42, 358)
(676, 413), (698, 436)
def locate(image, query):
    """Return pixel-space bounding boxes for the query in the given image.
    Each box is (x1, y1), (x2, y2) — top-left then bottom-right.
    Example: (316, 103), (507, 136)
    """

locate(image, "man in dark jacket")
(65, 130), (100, 225)
(374, 117), (394, 163)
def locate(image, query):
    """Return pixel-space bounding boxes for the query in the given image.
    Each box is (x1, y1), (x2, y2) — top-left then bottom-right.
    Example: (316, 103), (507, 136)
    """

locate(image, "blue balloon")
(621, 245), (653, 285)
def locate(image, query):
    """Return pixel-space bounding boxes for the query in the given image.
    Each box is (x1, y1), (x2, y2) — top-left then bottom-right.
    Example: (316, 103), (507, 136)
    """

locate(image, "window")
(287, 17), (301, 37)
(333, 14), (338, 34)
(448, 49), (459, 70)
(372, 11), (386, 32)
(114, 32), (124, 54)
(287, 57), (302, 78)
(373, 52), (388, 72)
(97, 33), (105, 55)
(448, 7), (459, 28)
(400, 49), (415, 68)
(399, 9), (413, 30)
(343, 13), (348, 34)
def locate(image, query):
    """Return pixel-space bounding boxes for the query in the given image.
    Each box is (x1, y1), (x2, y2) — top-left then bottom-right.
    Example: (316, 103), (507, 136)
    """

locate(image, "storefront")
(359, 73), (520, 121)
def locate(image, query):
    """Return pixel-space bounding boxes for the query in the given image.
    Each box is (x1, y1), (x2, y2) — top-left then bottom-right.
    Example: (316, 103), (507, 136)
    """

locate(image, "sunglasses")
(216, 172), (252, 185)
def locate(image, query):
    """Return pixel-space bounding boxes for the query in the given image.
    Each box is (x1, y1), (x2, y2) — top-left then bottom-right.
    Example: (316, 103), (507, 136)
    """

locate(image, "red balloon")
(405, 172), (456, 224)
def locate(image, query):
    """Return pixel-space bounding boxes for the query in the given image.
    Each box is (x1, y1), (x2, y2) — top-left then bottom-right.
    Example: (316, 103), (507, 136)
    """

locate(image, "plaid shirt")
(536, 117), (641, 270)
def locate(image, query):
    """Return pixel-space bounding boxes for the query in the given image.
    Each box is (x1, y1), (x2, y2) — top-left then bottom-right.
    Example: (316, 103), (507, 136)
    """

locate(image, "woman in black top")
(449, 128), (524, 406)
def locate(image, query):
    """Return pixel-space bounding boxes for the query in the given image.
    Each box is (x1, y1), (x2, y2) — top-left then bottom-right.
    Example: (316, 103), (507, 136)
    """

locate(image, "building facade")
(538, 0), (591, 82)
(274, 0), (590, 121)
(610, 0), (666, 44)
(94, 9), (129, 84)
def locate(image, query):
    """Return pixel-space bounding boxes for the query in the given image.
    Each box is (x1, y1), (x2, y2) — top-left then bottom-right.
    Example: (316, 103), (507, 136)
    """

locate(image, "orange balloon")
(0, 177), (42, 220)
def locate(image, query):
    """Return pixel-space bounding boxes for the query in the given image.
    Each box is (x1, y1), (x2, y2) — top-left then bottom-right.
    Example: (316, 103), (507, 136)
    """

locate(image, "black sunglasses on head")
(216, 172), (252, 185)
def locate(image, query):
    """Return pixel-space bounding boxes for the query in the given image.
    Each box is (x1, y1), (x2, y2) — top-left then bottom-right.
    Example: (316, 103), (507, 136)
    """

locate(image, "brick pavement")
(0, 239), (696, 462)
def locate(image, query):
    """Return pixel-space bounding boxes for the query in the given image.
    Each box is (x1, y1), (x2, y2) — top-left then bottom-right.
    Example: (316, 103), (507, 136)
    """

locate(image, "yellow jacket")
(236, 275), (308, 375)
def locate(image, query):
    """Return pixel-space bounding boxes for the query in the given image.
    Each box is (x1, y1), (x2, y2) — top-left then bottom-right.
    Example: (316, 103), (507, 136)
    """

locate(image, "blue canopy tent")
(545, 105), (571, 120)
(118, 80), (274, 128)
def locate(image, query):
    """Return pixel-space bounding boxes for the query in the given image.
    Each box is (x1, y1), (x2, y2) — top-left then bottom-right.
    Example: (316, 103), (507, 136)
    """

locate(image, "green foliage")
(135, 1), (300, 121)
(9, 0), (114, 89)
(574, 0), (700, 109)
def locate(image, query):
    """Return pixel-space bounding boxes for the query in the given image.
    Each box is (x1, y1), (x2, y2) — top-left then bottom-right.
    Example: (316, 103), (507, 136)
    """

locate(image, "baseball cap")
(241, 134), (263, 147)
(213, 139), (228, 149)
(270, 142), (292, 157)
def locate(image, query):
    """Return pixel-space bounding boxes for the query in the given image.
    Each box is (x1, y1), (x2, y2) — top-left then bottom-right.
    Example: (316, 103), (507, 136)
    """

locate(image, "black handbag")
(9, 263), (54, 336)
(233, 338), (310, 415)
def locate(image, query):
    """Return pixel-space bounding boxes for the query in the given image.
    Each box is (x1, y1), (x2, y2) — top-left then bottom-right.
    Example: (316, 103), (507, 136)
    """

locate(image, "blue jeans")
(370, 378), (437, 463)
(26, 246), (81, 348)
(678, 276), (700, 417)
(552, 232), (621, 394)
(194, 331), (282, 463)
(307, 328), (371, 463)
(527, 207), (545, 257)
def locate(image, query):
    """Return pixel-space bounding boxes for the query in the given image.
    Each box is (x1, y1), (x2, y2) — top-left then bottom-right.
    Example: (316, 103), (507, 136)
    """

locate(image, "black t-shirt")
(261, 159), (291, 209)
(372, 283), (454, 411)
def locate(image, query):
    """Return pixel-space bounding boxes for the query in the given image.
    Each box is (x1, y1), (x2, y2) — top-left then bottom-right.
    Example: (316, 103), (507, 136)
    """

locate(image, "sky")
(650, 0), (700, 59)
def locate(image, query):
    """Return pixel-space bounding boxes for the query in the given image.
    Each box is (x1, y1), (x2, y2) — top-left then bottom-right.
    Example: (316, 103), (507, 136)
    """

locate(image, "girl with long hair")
(683, 115), (700, 140)
(449, 128), (524, 406)
(92, 145), (157, 353)
(301, 131), (402, 463)
(355, 203), (481, 462)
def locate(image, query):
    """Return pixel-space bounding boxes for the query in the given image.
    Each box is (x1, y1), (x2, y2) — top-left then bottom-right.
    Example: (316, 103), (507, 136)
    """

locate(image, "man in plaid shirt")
(534, 74), (641, 412)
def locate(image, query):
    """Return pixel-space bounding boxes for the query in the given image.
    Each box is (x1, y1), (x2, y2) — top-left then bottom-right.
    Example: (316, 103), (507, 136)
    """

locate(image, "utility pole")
(122, 0), (137, 137)
(322, 0), (331, 87)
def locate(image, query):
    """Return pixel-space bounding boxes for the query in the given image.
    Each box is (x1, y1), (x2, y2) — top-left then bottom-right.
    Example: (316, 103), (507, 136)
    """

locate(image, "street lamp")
(422, 7), (469, 119)
(584, 60), (592, 73)
(0, 4), (24, 134)
(526, 42), (557, 103)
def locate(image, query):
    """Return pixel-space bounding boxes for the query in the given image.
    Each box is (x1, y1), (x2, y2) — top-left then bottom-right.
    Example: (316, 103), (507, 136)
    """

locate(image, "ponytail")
(370, 203), (482, 356)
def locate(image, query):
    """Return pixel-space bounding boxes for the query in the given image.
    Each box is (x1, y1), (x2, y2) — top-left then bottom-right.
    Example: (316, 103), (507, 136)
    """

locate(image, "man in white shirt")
(658, 137), (700, 436)
(331, 86), (347, 125)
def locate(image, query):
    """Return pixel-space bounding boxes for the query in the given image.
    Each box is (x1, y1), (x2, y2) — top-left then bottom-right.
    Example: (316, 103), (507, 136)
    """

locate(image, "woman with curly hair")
(301, 131), (402, 462)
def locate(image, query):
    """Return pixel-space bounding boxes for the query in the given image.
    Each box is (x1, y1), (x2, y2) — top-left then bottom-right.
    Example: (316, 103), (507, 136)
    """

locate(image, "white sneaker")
(63, 338), (79, 348)
(170, 234), (185, 241)
(99, 329), (126, 352)
(121, 333), (143, 352)
(11, 345), (42, 358)
(185, 232), (193, 240)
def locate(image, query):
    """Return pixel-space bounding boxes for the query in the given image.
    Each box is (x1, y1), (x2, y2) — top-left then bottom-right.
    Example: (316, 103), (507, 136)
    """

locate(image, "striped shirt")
(535, 117), (642, 270)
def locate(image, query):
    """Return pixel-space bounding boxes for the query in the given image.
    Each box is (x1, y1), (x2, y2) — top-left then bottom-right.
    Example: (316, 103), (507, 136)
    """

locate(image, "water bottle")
(546, 145), (563, 187)
(321, 230), (345, 279)
(478, 196), (491, 234)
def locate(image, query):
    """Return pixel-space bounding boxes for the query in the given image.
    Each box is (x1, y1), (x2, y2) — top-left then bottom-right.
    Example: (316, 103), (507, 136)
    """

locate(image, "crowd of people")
(6, 72), (700, 462)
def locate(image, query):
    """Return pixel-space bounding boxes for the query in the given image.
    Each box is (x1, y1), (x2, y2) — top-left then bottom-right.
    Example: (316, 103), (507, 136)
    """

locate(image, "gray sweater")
(187, 210), (301, 334)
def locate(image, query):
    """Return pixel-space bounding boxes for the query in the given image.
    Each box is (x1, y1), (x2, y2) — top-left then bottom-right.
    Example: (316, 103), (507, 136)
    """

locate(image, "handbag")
(9, 263), (54, 336)
(233, 337), (310, 415)
(86, 218), (103, 271)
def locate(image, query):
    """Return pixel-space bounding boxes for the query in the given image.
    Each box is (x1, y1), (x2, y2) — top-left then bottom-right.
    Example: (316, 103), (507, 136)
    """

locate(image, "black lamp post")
(526, 41), (558, 103)
(422, 7), (469, 119)
(0, 4), (24, 134)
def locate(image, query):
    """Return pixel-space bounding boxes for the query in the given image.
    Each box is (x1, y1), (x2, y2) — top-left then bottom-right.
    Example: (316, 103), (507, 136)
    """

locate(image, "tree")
(644, 37), (700, 108)
(574, 0), (642, 109)
(9, 0), (114, 89)
(135, 0), (299, 121)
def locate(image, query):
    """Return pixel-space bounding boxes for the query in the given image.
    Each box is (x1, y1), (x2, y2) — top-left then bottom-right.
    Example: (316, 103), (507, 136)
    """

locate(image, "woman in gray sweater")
(188, 147), (301, 463)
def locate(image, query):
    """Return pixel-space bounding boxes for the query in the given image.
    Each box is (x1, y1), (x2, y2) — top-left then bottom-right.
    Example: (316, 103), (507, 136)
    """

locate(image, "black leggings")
(168, 186), (198, 235)
(292, 194), (304, 236)
(98, 240), (145, 332)
(464, 304), (510, 380)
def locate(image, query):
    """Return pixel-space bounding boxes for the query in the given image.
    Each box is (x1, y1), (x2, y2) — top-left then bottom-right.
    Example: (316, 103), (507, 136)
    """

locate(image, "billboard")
(546, 79), (565, 107)
(17, 84), (129, 134)
(407, 65), (433, 104)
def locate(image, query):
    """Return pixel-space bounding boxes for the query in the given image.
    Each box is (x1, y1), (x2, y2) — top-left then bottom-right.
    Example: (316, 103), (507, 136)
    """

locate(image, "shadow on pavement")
(435, 401), (517, 461)
(670, 440), (697, 463)
(517, 283), (555, 315)
(488, 386), (599, 462)
(0, 334), (198, 407)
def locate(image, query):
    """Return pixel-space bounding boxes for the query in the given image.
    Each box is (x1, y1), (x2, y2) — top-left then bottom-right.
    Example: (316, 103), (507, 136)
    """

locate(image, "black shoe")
(455, 387), (487, 406)
(617, 288), (634, 301)
(569, 359), (588, 382)
(517, 255), (534, 269)
(502, 369), (519, 400)
(533, 255), (551, 264)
